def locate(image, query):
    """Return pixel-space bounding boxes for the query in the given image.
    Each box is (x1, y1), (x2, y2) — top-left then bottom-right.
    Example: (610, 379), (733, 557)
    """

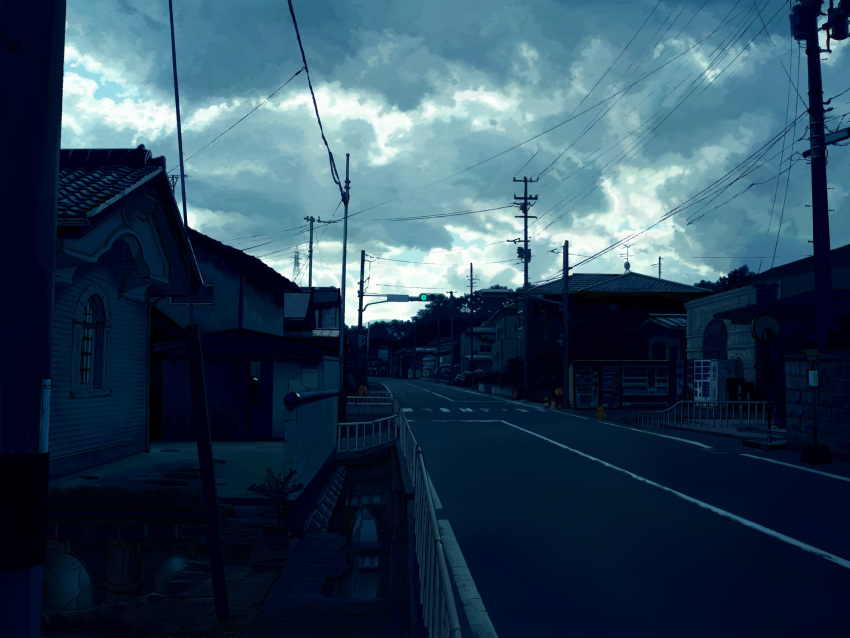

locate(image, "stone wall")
(784, 350), (850, 460)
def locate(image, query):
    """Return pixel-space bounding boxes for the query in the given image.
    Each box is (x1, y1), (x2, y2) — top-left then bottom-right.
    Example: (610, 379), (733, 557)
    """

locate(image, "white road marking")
(603, 422), (712, 449)
(423, 408), (433, 412)
(498, 420), (850, 571)
(515, 408), (529, 413)
(402, 408), (413, 413)
(440, 407), (451, 413)
(740, 453), (850, 482)
(438, 520), (499, 638)
(459, 408), (474, 412)
(481, 408), (489, 412)
(412, 384), (456, 402)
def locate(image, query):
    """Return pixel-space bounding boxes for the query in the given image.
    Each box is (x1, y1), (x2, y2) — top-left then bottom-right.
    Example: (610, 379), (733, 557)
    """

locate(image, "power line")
(166, 67), (305, 175)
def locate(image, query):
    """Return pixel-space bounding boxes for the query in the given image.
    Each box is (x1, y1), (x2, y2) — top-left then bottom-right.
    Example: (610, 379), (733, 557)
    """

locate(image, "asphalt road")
(378, 378), (850, 638)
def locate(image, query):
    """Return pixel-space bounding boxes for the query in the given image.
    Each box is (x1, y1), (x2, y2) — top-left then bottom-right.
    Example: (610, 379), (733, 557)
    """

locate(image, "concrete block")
(802, 390), (814, 404)
(785, 375), (807, 391)
(785, 361), (800, 376)
(786, 389), (801, 404)
(784, 416), (801, 430)
(800, 420), (813, 433)
(831, 377), (850, 393)
(786, 404), (810, 419)
(819, 422), (846, 439)
(818, 391), (844, 408)
(821, 362), (846, 377)
(816, 405), (834, 421)
(832, 407), (849, 424)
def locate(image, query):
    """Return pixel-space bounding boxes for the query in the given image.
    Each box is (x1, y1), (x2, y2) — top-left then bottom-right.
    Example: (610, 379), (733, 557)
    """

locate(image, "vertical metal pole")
(305, 215), (314, 288)
(470, 263), (475, 387)
(339, 154), (350, 393)
(0, 3), (64, 634)
(357, 249), (365, 384)
(562, 241), (570, 408)
(169, 0), (229, 620)
(436, 295), (441, 383)
(803, 3), (833, 350)
(449, 291), (455, 377)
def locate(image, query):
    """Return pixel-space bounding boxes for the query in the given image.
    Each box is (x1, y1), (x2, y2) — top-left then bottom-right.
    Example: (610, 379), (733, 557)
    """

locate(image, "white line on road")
(412, 384), (456, 402)
(438, 520), (499, 638)
(481, 408), (489, 412)
(515, 408), (528, 413)
(603, 422), (712, 449)
(440, 407), (451, 413)
(460, 408), (474, 413)
(740, 453), (850, 482)
(498, 420), (850, 571)
(402, 408), (413, 413)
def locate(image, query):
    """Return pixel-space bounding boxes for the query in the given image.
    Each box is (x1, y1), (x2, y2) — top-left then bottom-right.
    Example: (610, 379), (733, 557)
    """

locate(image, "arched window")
(72, 289), (111, 397)
(703, 318), (728, 360)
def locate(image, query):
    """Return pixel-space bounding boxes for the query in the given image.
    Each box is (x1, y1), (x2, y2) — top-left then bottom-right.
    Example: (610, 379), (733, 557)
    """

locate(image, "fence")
(637, 400), (775, 431)
(337, 396), (462, 638)
(345, 394), (399, 417)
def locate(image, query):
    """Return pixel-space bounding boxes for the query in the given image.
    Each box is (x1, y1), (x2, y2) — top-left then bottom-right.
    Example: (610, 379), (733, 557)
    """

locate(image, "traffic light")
(410, 294), (444, 302)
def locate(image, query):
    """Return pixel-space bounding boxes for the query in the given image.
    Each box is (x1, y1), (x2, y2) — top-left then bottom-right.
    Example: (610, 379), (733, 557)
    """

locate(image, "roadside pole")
(0, 2), (65, 635)
(357, 249), (366, 383)
(562, 240), (570, 409)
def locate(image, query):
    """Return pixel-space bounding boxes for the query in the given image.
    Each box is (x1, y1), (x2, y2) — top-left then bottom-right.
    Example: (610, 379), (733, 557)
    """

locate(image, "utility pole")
(436, 295), (441, 383)
(449, 291), (455, 378)
(357, 249), (365, 384)
(563, 241), (570, 408)
(470, 263), (475, 387)
(793, 0), (834, 350)
(339, 154), (350, 396)
(293, 250), (300, 281)
(651, 256), (662, 278)
(1, 3), (65, 635)
(413, 321), (417, 380)
(303, 216), (315, 287)
(513, 177), (538, 289)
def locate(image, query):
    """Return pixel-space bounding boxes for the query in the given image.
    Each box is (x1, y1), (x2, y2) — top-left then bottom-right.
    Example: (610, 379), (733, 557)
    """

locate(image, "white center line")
(412, 384), (456, 402)
(740, 453), (850, 482)
(498, 420), (850, 571)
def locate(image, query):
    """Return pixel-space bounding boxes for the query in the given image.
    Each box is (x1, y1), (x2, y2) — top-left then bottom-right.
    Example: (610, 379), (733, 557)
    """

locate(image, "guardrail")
(345, 395), (399, 417)
(337, 413), (400, 452)
(336, 396), (462, 637)
(637, 400), (774, 431)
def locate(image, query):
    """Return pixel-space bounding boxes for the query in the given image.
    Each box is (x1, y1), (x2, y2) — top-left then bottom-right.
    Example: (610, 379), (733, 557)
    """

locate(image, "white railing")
(335, 397), (462, 637)
(337, 414), (400, 452)
(345, 394), (399, 417)
(637, 400), (775, 431)
(401, 410), (462, 638)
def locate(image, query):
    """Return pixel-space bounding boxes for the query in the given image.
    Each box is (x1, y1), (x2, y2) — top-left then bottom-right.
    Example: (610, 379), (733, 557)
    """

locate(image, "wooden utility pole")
(513, 176), (538, 289)
(436, 295), (441, 383)
(304, 215), (315, 287)
(357, 249), (365, 383)
(0, 3), (65, 635)
(651, 256), (662, 278)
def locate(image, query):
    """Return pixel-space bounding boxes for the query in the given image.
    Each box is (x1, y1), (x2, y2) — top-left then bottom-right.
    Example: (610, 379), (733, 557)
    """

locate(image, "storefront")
(570, 360), (674, 409)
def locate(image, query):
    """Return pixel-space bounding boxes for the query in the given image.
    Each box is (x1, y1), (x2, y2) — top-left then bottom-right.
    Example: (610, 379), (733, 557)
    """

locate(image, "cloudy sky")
(60, 0), (850, 325)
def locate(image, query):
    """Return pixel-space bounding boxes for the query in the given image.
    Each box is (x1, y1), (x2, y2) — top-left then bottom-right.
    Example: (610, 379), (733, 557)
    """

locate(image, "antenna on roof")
(620, 243), (635, 274)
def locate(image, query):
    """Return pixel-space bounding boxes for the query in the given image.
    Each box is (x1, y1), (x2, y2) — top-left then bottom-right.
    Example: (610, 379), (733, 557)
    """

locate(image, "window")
(479, 344), (493, 353)
(72, 289), (111, 397)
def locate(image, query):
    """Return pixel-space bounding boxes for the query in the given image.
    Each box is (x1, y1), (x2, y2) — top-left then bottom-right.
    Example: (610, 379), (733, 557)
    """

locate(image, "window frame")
(71, 287), (112, 398)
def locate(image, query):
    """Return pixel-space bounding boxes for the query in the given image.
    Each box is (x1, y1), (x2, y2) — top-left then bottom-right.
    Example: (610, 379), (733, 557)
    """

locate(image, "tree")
(694, 265), (755, 294)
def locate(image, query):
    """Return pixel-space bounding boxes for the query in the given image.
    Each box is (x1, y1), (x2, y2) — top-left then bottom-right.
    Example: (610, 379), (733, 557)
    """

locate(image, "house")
(490, 304), (519, 372)
(520, 266), (713, 406)
(152, 228), (342, 486)
(683, 243), (850, 457)
(50, 145), (202, 480)
(459, 323), (497, 373)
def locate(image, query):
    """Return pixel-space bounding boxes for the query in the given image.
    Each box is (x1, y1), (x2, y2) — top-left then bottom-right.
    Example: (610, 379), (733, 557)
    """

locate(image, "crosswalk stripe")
(481, 408), (489, 412)
(459, 408), (474, 413)
(440, 407), (450, 412)
(402, 408), (413, 413)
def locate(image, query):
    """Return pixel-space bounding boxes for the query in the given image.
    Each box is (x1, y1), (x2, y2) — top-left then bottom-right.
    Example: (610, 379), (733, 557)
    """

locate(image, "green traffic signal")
(419, 293), (428, 301)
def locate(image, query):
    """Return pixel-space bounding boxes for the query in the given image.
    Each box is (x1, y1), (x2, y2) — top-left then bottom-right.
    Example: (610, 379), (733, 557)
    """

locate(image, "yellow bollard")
(596, 404), (606, 421)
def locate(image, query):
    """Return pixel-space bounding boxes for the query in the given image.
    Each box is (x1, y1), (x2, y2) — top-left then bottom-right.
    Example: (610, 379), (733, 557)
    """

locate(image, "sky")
(60, 0), (850, 326)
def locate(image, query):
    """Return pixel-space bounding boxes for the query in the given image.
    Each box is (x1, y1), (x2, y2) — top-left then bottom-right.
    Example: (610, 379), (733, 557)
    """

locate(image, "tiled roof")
(529, 272), (710, 295)
(188, 228), (300, 294)
(58, 145), (166, 222)
(644, 314), (687, 329)
(750, 242), (850, 283)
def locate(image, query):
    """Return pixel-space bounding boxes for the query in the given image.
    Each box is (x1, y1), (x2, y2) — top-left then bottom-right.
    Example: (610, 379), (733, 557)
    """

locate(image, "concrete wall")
(274, 357), (340, 491)
(784, 351), (850, 459)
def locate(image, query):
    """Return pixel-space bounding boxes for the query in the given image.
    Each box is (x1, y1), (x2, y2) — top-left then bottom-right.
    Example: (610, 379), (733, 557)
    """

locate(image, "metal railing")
(637, 400), (775, 431)
(337, 413), (400, 452)
(401, 410), (462, 638)
(336, 395), (462, 637)
(345, 394), (399, 417)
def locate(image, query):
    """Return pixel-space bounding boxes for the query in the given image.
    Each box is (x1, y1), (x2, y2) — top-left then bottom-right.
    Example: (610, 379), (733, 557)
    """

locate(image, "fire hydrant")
(596, 404), (606, 421)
